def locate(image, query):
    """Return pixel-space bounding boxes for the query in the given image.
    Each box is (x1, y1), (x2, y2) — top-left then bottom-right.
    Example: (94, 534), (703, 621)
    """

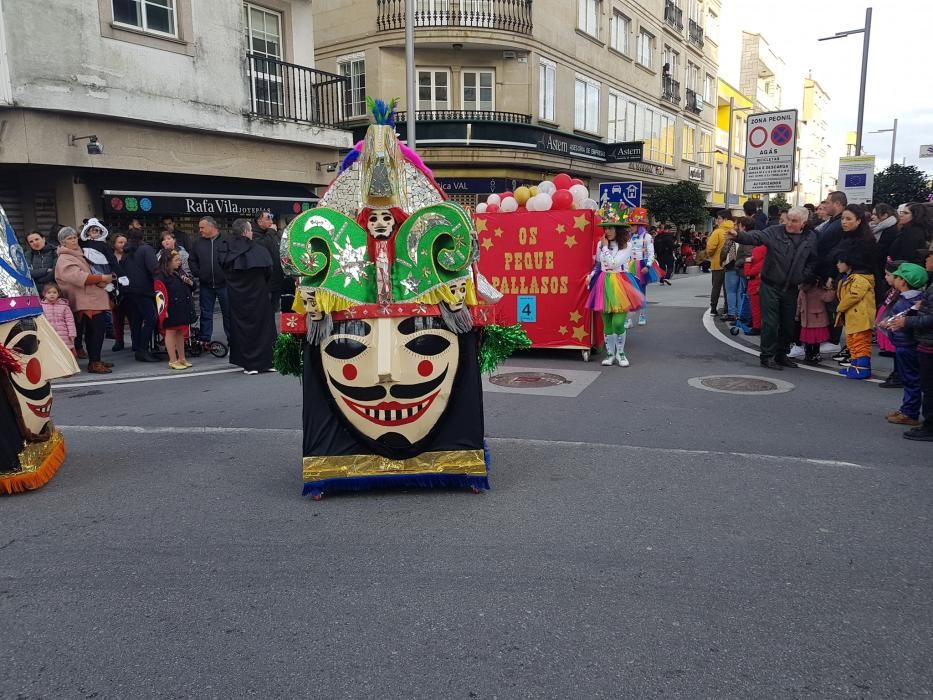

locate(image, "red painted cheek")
(26, 358), (42, 384)
(342, 364), (358, 381)
(418, 360), (433, 377)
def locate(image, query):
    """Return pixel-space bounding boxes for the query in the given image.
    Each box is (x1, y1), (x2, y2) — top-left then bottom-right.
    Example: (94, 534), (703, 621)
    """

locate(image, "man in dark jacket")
(252, 211), (285, 315)
(25, 231), (57, 287)
(743, 199), (767, 231)
(121, 229), (159, 362)
(816, 191), (847, 277)
(731, 207), (818, 370)
(654, 228), (676, 283)
(190, 216), (231, 345)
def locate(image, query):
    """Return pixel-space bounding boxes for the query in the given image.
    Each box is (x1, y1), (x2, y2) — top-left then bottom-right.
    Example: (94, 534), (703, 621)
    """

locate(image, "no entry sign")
(743, 109), (798, 194)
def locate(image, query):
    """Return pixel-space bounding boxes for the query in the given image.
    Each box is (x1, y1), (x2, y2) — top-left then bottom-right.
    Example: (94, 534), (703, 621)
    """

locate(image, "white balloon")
(525, 197), (537, 212)
(475, 202), (488, 214)
(569, 184), (589, 204)
(500, 196), (519, 213)
(537, 180), (556, 195)
(486, 193), (501, 206)
(534, 192), (553, 211)
(582, 198), (599, 210)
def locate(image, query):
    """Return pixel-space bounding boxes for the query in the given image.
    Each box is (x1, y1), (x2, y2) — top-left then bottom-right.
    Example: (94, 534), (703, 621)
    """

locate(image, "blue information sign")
(598, 181), (642, 208)
(517, 295), (537, 323)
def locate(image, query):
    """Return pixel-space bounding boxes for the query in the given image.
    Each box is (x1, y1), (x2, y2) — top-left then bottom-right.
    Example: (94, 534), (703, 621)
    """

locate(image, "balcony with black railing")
(662, 75), (681, 105)
(685, 88), (703, 114)
(688, 19), (705, 48)
(377, 0), (533, 34)
(664, 1), (684, 32)
(396, 109), (532, 123)
(247, 53), (349, 128)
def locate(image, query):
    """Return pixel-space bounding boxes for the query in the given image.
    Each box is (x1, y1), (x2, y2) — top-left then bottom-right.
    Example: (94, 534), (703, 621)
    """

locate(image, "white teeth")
(359, 400), (428, 422)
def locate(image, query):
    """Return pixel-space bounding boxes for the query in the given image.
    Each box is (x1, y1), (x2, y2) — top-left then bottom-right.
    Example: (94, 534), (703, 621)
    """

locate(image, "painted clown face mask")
(320, 316), (458, 445)
(366, 209), (395, 240)
(1, 317), (75, 439)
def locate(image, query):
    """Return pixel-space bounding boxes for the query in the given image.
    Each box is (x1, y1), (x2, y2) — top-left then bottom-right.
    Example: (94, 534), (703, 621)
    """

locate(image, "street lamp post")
(405, 0), (416, 149)
(818, 7), (872, 156)
(869, 118), (898, 166)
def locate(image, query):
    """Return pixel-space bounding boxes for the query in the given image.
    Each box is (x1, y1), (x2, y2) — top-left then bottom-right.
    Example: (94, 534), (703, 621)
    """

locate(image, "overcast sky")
(718, 0), (932, 175)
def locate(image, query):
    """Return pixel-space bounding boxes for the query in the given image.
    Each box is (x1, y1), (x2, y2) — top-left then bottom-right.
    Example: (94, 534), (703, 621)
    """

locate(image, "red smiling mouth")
(27, 397), (53, 418)
(342, 390), (441, 426)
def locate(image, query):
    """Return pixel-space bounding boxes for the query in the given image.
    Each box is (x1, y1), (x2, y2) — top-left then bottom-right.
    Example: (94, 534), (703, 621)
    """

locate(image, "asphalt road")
(2, 275), (931, 698)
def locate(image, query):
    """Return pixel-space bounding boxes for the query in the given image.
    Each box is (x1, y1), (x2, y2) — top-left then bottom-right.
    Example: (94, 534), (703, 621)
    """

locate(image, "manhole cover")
(489, 371), (571, 388)
(688, 374), (794, 395)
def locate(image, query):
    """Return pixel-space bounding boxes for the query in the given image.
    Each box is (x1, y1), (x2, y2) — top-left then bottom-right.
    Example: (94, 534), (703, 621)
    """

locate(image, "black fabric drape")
(221, 238), (275, 372)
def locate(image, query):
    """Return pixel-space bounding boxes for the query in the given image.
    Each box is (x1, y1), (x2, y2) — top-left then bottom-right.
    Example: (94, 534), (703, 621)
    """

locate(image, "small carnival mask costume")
(0, 205), (79, 494)
(279, 98), (497, 498)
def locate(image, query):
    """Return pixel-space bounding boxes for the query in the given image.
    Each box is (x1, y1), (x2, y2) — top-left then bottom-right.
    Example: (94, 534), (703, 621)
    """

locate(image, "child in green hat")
(880, 261), (930, 432)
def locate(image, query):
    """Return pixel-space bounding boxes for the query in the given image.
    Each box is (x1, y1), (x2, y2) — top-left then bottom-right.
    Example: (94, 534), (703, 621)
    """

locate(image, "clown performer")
(627, 207), (663, 327)
(0, 205), (80, 494)
(586, 203), (646, 367)
(278, 98), (519, 500)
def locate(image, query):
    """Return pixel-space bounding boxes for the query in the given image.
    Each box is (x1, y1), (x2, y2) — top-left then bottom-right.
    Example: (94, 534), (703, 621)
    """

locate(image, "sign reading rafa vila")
(474, 210), (599, 350)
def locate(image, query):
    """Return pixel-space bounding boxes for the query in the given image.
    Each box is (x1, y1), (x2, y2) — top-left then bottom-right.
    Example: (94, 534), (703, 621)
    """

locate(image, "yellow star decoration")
(555, 223), (566, 234)
(494, 227), (504, 238)
(573, 215), (589, 231)
(569, 310), (582, 323)
(558, 325), (569, 336)
(481, 237), (494, 251)
(564, 234), (578, 249)
(572, 325), (587, 341)
(475, 218), (488, 233)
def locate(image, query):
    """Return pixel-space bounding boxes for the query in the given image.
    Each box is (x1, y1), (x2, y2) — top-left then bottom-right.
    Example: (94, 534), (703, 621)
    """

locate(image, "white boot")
(601, 334), (617, 366)
(616, 332), (630, 367)
(637, 312), (647, 326)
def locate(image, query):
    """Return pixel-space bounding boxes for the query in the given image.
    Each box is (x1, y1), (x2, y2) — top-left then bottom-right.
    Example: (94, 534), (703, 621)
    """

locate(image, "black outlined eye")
(405, 334), (450, 356)
(325, 338), (367, 360)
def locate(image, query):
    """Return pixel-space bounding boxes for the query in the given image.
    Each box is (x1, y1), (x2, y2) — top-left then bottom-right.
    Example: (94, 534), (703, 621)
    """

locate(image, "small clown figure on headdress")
(626, 206), (664, 326)
(277, 97), (522, 500)
(0, 205), (80, 495)
(585, 202), (645, 368)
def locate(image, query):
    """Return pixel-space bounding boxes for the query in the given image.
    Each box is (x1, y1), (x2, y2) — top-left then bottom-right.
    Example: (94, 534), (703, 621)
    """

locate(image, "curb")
(700, 309), (883, 384)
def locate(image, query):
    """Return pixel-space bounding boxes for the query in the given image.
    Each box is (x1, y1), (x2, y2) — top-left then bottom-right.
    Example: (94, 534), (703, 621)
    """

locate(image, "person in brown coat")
(54, 227), (115, 374)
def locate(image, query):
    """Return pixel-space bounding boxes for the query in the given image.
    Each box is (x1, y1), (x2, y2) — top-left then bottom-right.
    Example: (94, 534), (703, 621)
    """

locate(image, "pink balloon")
(552, 189), (574, 210)
(501, 191), (513, 200)
(571, 178), (584, 187)
(486, 203), (500, 213)
(553, 173), (574, 191)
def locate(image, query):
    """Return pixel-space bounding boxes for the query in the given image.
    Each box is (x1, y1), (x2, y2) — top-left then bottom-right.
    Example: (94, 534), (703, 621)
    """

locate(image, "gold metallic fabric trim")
(0, 430), (64, 478)
(303, 449), (486, 481)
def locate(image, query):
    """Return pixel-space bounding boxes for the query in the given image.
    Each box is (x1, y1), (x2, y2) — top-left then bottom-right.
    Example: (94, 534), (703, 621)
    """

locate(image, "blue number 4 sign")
(517, 295), (537, 322)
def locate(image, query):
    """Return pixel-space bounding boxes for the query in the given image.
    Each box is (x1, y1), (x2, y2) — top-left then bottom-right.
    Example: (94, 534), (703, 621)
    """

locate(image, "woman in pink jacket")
(54, 227), (115, 374)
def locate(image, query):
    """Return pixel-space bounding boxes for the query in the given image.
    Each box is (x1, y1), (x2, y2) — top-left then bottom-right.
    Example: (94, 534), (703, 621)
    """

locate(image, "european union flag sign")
(845, 174), (867, 188)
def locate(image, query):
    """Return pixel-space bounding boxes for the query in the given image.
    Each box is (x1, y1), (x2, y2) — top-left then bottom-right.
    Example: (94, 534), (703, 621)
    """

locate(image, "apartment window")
(637, 29), (654, 69)
(113, 0), (177, 36)
(688, 0), (701, 25)
(698, 128), (713, 166)
(732, 167), (742, 194)
(578, 0), (599, 37)
(715, 162), (725, 191)
(417, 69), (450, 111)
(686, 61), (700, 92)
(462, 70), (495, 111)
(607, 89), (674, 164)
(338, 53), (366, 118)
(704, 74), (716, 103)
(682, 123), (697, 161)
(539, 58), (556, 121)
(608, 91), (627, 142)
(733, 115), (745, 155)
(644, 107), (675, 166)
(245, 4), (284, 117)
(574, 75), (600, 133)
(610, 11), (630, 54)
(662, 45), (679, 76)
(706, 8), (719, 43)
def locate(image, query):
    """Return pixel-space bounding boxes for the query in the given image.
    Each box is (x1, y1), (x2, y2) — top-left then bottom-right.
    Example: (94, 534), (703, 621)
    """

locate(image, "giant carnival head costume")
(278, 98), (520, 499)
(0, 205), (79, 494)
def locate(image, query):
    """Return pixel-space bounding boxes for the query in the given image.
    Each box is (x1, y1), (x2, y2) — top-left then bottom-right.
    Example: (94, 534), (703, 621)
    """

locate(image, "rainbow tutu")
(586, 271), (646, 313)
(629, 259), (664, 284)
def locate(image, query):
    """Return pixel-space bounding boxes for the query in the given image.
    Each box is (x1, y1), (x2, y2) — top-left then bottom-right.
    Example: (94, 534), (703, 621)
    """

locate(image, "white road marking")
(701, 309), (883, 384)
(54, 368), (243, 388)
(57, 425), (871, 470)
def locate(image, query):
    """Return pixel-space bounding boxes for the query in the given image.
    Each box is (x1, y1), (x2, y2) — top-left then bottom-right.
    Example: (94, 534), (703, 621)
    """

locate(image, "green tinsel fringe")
(273, 333), (305, 378)
(479, 323), (531, 375)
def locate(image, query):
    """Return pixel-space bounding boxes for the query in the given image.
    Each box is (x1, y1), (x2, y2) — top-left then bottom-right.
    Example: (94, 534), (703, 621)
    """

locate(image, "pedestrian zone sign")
(743, 110), (797, 194)
(598, 181), (642, 208)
